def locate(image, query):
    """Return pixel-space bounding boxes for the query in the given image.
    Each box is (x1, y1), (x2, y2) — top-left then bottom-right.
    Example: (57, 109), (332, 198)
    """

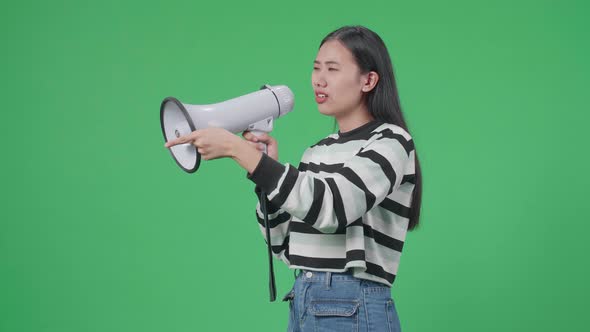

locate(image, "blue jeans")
(282, 269), (401, 332)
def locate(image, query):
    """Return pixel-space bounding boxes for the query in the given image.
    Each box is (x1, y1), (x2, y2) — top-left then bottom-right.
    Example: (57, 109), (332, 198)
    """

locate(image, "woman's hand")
(164, 128), (281, 174)
(164, 127), (240, 160)
(242, 131), (279, 161)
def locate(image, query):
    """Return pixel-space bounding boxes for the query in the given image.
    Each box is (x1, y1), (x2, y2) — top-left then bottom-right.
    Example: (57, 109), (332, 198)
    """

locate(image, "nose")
(313, 79), (326, 88)
(312, 69), (327, 88)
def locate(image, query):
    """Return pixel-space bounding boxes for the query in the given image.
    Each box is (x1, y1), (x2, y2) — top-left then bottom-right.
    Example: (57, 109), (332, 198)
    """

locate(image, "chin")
(317, 104), (336, 116)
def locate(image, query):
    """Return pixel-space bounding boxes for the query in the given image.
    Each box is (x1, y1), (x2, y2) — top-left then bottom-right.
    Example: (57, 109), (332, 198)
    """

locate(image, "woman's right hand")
(242, 131), (279, 161)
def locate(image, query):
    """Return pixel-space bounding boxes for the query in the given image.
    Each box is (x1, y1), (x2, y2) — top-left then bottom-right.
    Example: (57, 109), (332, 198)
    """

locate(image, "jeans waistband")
(295, 269), (358, 283)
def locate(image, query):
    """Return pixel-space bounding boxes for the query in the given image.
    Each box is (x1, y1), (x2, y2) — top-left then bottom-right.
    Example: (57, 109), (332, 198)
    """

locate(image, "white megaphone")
(160, 84), (294, 173)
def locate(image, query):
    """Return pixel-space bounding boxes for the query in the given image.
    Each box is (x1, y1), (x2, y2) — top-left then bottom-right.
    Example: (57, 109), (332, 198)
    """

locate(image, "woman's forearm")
(230, 137), (264, 174)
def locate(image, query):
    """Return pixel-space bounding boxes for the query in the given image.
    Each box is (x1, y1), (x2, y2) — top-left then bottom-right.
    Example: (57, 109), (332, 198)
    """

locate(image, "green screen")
(1, 0), (589, 331)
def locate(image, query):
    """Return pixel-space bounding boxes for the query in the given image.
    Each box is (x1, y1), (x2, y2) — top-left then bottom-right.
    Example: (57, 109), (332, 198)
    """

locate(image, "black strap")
(260, 190), (277, 301)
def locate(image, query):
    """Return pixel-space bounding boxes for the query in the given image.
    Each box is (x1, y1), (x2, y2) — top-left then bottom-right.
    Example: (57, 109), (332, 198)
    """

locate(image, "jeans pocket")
(309, 299), (360, 332)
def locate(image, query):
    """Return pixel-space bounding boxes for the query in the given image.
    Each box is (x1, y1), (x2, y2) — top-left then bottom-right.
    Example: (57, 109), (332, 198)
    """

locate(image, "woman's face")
(311, 39), (367, 118)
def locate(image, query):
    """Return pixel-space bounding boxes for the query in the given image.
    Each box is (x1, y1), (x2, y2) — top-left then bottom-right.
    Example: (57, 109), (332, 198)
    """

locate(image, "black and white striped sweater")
(247, 120), (416, 287)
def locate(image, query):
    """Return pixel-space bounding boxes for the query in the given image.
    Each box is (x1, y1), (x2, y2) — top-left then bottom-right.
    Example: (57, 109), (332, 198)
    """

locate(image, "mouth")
(315, 91), (328, 104)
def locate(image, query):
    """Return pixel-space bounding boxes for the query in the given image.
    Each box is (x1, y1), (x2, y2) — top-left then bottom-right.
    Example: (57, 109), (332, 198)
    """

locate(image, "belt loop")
(325, 271), (331, 289)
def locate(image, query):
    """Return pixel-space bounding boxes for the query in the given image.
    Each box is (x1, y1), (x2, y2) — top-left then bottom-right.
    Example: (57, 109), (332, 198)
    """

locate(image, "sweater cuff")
(246, 153), (286, 193)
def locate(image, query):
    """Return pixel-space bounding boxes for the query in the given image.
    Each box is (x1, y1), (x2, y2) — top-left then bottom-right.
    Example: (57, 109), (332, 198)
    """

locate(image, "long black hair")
(320, 25), (423, 231)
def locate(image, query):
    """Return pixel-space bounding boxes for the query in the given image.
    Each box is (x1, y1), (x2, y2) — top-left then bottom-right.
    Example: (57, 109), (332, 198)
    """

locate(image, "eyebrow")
(314, 60), (340, 65)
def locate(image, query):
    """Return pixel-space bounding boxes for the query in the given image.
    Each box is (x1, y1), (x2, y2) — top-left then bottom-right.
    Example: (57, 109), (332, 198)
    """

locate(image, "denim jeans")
(282, 269), (401, 332)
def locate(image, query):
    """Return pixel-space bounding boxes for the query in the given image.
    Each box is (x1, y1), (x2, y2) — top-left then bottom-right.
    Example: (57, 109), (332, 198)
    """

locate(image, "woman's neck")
(335, 106), (375, 133)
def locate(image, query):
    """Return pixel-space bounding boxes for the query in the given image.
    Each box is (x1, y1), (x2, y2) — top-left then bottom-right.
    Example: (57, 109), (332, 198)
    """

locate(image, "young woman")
(165, 25), (422, 332)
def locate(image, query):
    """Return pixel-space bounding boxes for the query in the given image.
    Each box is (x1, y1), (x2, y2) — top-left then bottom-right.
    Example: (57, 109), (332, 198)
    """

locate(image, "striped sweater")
(247, 120), (416, 287)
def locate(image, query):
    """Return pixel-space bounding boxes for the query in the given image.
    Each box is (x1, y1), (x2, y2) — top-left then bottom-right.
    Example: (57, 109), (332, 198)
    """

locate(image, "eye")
(313, 67), (319, 71)
(328, 68), (338, 71)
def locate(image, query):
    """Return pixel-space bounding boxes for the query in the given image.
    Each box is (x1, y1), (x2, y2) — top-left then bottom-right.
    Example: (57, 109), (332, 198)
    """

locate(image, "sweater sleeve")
(248, 135), (413, 234)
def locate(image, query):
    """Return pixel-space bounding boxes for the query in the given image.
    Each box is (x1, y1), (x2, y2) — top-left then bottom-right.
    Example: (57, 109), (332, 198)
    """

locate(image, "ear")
(361, 71), (379, 93)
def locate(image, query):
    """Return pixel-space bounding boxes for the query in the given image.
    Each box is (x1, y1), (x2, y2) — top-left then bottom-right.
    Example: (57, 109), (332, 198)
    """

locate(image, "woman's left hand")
(164, 127), (239, 160)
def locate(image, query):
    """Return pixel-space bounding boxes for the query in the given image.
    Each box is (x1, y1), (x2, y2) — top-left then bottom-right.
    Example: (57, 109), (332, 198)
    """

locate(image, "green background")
(1, 0), (589, 331)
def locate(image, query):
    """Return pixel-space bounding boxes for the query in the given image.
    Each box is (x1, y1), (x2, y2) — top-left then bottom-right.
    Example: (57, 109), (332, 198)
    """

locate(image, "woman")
(165, 25), (422, 332)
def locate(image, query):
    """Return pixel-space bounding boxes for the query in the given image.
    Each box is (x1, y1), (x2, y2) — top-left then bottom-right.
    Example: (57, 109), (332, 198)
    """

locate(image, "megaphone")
(160, 84), (294, 173)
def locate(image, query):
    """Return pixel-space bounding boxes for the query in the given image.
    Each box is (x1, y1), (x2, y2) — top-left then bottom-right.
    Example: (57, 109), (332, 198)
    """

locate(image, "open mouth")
(315, 92), (328, 104)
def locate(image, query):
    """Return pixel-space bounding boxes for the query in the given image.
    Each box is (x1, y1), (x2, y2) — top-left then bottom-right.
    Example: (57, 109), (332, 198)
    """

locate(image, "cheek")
(334, 78), (362, 103)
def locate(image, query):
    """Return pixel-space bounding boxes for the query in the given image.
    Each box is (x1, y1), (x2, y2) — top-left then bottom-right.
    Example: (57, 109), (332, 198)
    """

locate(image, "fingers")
(164, 131), (197, 148)
(242, 131), (258, 142)
(243, 131), (274, 145)
(244, 140), (266, 151)
(164, 137), (188, 148)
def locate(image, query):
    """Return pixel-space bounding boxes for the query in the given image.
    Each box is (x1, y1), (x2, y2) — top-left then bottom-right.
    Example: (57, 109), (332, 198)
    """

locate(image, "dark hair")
(320, 25), (423, 231)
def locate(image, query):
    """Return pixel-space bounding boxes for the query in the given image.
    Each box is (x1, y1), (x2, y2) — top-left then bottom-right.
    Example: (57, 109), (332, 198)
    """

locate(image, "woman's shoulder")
(366, 123), (415, 157)
(370, 122), (413, 141)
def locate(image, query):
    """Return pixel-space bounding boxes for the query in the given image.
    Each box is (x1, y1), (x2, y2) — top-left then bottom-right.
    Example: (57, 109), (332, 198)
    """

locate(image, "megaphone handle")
(249, 130), (268, 154)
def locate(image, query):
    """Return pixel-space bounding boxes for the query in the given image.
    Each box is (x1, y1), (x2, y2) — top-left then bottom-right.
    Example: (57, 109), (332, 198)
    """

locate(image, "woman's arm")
(164, 127), (278, 175)
(164, 127), (265, 173)
(229, 140), (263, 174)
(246, 133), (415, 234)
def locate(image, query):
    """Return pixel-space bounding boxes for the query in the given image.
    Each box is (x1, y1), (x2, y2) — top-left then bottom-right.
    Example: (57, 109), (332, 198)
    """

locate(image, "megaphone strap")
(260, 189), (277, 302)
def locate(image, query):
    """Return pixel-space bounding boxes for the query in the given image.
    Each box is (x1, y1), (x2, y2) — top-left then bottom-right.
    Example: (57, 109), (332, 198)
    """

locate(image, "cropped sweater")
(247, 120), (416, 287)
